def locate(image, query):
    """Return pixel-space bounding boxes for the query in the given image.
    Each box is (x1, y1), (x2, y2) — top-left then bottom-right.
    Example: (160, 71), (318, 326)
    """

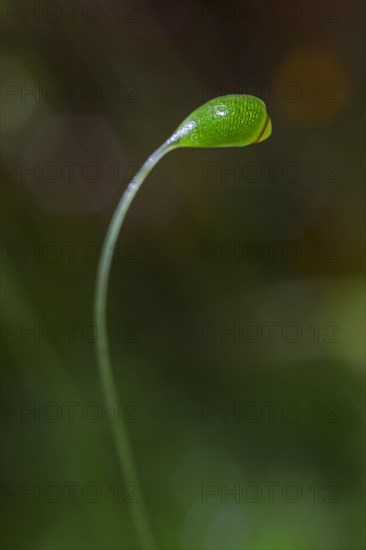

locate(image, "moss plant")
(94, 94), (272, 549)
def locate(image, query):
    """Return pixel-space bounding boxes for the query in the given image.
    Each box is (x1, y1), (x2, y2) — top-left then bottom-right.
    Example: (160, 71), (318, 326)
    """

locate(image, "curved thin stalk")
(94, 140), (174, 550)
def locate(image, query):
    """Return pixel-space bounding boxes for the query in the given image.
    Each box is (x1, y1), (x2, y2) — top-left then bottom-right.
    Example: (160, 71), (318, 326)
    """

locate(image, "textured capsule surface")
(169, 94), (271, 148)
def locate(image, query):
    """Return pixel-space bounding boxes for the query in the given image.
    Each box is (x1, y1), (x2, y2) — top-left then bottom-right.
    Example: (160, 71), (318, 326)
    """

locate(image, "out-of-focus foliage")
(1, 1), (365, 549)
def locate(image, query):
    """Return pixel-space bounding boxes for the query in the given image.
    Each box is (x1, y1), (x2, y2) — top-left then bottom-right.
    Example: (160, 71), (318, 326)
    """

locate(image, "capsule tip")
(254, 115), (272, 144)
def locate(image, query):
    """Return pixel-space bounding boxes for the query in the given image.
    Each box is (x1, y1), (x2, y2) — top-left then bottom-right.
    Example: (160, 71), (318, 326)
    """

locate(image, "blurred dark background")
(1, 1), (365, 549)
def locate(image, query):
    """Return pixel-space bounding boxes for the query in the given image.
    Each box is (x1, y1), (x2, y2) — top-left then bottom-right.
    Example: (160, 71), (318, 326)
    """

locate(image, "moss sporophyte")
(94, 94), (272, 549)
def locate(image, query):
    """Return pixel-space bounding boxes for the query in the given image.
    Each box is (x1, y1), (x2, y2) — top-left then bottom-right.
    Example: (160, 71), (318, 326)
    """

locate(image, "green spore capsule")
(94, 94), (272, 550)
(168, 94), (272, 148)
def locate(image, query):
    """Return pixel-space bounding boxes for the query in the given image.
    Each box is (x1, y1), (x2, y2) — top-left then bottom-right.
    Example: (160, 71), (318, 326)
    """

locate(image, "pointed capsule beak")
(254, 115), (272, 144)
